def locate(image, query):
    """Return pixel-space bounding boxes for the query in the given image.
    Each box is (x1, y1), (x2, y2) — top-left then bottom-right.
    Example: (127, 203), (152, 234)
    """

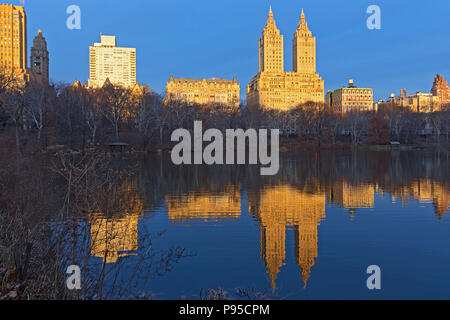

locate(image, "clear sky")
(16, 0), (450, 101)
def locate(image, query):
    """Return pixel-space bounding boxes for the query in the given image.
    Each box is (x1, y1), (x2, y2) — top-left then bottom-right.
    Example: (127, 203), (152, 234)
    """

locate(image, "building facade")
(88, 35), (137, 89)
(30, 29), (49, 84)
(389, 89), (440, 113)
(0, 4), (28, 86)
(247, 8), (324, 111)
(328, 79), (374, 113)
(431, 74), (450, 108)
(165, 75), (240, 107)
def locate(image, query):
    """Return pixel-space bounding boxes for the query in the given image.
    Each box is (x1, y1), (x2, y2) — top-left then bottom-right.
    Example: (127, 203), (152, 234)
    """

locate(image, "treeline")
(0, 77), (449, 154)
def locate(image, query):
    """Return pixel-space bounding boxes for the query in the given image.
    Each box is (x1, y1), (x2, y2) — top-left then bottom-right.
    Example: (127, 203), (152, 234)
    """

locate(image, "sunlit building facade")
(165, 75), (240, 107)
(88, 35), (137, 89)
(247, 8), (324, 111)
(0, 4), (28, 86)
(389, 89), (440, 113)
(431, 74), (450, 108)
(328, 79), (374, 113)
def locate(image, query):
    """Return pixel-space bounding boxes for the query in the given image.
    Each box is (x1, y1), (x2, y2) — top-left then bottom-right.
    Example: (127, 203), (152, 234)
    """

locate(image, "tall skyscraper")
(259, 6), (284, 73)
(0, 4), (27, 85)
(30, 29), (49, 84)
(247, 8), (324, 111)
(88, 35), (137, 88)
(293, 9), (316, 74)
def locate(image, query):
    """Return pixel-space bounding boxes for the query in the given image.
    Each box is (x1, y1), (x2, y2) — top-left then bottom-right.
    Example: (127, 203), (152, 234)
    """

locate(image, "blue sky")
(16, 0), (450, 100)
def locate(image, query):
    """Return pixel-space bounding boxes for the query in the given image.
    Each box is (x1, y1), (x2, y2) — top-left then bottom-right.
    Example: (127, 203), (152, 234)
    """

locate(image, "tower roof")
(264, 5), (279, 32)
(296, 8), (311, 35)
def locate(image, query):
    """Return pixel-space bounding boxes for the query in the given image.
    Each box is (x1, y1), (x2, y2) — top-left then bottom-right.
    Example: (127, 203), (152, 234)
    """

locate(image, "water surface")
(88, 150), (450, 299)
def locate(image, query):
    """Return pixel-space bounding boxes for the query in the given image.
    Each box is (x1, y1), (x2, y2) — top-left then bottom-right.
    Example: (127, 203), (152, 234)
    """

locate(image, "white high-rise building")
(88, 35), (136, 88)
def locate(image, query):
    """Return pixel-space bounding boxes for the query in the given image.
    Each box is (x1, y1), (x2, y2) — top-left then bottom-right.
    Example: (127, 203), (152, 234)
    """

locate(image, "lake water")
(86, 150), (450, 299)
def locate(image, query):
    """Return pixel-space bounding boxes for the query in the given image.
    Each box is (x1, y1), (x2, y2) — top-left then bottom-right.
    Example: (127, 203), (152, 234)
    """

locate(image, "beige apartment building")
(327, 79), (374, 113)
(0, 4), (28, 86)
(247, 8), (324, 111)
(88, 35), (137, 88)
(165, 75), (240, 107)
(389, 89), (440, 113)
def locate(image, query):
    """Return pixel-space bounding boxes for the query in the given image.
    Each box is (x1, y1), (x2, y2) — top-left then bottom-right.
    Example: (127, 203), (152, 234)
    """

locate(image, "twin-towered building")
(247, 8), (325, 110)
(165, 7), (325, 110)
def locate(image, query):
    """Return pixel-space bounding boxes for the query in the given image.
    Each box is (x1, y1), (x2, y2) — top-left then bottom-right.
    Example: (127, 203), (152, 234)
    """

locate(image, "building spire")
(300, 8), (306, 25)
(297, 8), (311, 33)
(265, 5), (278, 31)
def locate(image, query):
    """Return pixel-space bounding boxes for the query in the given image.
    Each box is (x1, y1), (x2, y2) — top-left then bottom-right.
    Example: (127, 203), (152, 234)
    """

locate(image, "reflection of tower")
(165, 186), (241, 223)
(293, 193), (325, 286)
(248, 185), (325, 288)
(261, 223), (285, 288)
(294, 224), (317, 286)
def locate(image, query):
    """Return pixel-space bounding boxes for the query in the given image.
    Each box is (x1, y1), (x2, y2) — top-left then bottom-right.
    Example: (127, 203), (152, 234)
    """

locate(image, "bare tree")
(23, 82), (54, 145)
(345, 111), (368, 145)
(98, 84), (133, 140)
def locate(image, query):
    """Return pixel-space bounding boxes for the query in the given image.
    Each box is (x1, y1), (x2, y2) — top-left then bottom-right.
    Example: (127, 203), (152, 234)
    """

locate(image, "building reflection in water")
(90, 214), (140, 263)
(90, 180), (143, 264)
(165, 186), (241, 223)
(327, 181), (376, 219)
(248, 185), (326, 288)
(87, 152), (449, 291)
(390, 179), (449, 219)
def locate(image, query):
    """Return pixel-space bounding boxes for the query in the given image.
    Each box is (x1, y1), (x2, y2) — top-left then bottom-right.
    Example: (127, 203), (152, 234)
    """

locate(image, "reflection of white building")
(90, 215), (139, 264)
